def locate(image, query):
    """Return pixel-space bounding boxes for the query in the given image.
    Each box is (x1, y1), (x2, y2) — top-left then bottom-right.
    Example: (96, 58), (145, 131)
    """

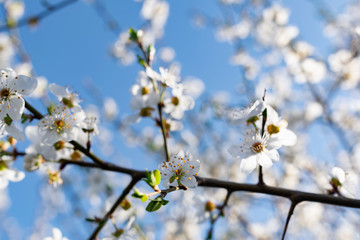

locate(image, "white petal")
(49, 83), (67, 98)
(265, 149), (279, 162)
(6, 169), (25, 182)
(170, 107), (184, 119)
(266, 105), (279, 124)
(123, 114), (141, 124)
(169, 120), (183, 131)
(5, 124), (24, 141)
(0, 176), (9, 189)
(180, 175), (198, 188)
(181, 96), (195, 110)
(279, 129), (297, 146)
(6, 96), (24, 121)
(14, 75), (38, 95)
(52, 228), (63, 239)
(332, 167), (345, 183)
(257, 153), (273, 168)
(42, 131), (61, 145)
(240, 155), (257, 173)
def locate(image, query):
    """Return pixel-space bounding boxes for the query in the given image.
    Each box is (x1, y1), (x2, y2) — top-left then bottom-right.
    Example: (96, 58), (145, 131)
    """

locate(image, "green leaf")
(141, 195), (148, 202)
(161, 199), (169, 206)
(145, 169), (151, 179)
(129, 28), (138, 42)
(132, 188), (143, 198)
(149, 171), (157, 187)
(137, 55), (146, 67)
(154, 169), (161, 185)
(152, 196), (163, 202)
(146, 200), (162, 212)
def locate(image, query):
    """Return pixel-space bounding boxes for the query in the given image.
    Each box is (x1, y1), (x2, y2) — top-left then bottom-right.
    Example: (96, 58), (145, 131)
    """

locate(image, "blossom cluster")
(228, 99), (297, 173)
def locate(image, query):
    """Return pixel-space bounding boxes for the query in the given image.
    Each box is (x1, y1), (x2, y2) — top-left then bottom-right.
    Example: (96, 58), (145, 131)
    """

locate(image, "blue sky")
(1, 0), (351, 239)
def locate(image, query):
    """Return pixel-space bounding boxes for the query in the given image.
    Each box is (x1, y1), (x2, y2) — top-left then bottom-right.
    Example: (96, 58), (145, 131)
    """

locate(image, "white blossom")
(228, 130), (280, 173)
(0, 68), (37, 121)
(49, 83), (82, 112)
(37, 105), (85, 145)
(158, 151), (200, 188)
(163, 86), (194, 120)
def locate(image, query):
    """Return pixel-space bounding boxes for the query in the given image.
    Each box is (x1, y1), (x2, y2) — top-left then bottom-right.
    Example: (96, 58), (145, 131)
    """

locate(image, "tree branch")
(281, 200), (298, 240)
(0, 0), (79, 31)
(206, 190), (233, 239)
(88, 175), (142, 240)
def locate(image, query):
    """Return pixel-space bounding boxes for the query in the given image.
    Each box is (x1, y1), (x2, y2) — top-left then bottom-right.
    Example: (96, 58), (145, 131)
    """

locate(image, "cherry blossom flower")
(266, 105), (297, 147)
(25, 125), (73, 161)
(112, 31), (136, 66)
(37, 105), (85, 145)
(231, 99), (266, 126)
(146, 65), (181, 88)
(0, 68), (37, 121)
(328, 167), (358, 197)
(163, 86), (194, 120)
(228, 130), (280, 173)
(158, 151), (200, 188)
(49, 83), (82, 112)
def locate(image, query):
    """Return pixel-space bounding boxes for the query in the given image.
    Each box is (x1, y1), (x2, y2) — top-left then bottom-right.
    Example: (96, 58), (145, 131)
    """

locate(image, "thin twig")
(157, 103), (170, 161)
(281, 200), (298, 240)
(88, 176), (142, 240)
(0, 0), (79, 31)
(206, 190), (233, 239)
(258, 108), (267, 185)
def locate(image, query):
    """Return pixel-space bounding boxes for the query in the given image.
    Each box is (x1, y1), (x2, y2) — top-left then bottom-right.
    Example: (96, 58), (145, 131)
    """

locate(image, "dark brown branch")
(88, 176), (142, 240)
(58, 159), (360, 210)
(281, 200), (298, 240)
(197, 177), (360, 209)
(25, 101), (44, 119)
(59, 159), (145, 178)
(0, 0), (79, 31)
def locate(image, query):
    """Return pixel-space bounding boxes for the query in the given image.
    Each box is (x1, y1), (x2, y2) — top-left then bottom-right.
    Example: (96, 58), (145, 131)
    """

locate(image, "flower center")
(171, 97), (180, 106)
(141, 87), (150, 95)
(251, 142), (264, 153)
(55, 120), (65, 128)
(0, 88), (11, 100)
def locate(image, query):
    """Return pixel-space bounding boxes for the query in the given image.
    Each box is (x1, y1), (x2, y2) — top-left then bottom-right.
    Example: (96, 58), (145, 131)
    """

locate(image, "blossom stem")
(258, 108), (267, 185)
(157, 103), (170, 161)
(146, 186), (185, 198)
